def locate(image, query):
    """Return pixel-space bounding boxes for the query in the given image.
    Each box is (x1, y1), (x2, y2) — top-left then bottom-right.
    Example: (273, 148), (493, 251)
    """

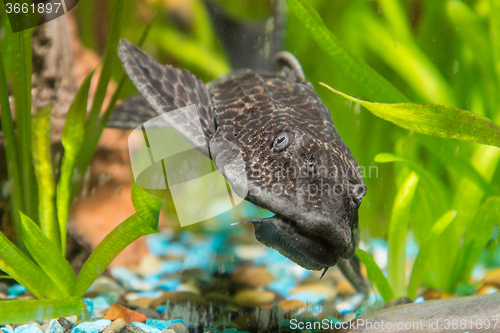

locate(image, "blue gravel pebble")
(159, 260), (182, 274)
(89, 295), (112, 311)
(8, 284), (26, 297)
(72, 320), (110, 333)
(83, 298), (94, 315)
(111, 266), (147, 290)
(131, 322), (160, 333)
(158, 278), (181, 290)
(145, 319), (183, 330)
(0, 326), (13, 333)
(46, 320), (64, 333)
(267, 277), (296, 297)
(13, 324), (42, 333)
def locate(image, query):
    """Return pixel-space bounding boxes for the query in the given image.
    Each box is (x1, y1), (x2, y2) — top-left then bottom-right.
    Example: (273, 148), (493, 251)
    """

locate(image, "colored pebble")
(266, 276), (296, 297)
(102, 318), (126, 333)
(13, 324), (41, 333)
(165, 323), (186, 333)
(83, 298), (94, 315)
(131, 322), (161, 333)
(111, 267), (150, 291)
(72, 320), (110, 333)
(0, 326), (13, 333)
(8, 285), (27, 297)
(45, 320), (64, 333)
(145, 319), (183, 331)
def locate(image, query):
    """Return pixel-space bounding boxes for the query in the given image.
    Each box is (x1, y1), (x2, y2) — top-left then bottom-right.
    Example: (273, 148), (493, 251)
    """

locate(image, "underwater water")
(1, 0), (500, 331)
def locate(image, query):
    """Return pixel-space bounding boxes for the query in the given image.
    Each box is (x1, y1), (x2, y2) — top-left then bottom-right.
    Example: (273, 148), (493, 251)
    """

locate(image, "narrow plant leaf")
(19, 213), (76, 297)
(350, 7), (456, 105)
(84, 0), (127, 136)
(0, 53), (23, 248)
(321, 83), (500, 148)
(286, 0), (409, 103)
(32, 107), (58, 247)
(72, 185), (162, 296)
(448, 197), (500, 291)
(149, 25), (230, 78)
(0, 231), (63, 300)
(356, 248), (395, 302)
(0, 297), (88, 325)
(407, 210), (457, 299)
(417, 135), (498, 196)
(387, 172), (419, 297)
(11, 28), (36, 220)
(57, 72), (93, 254)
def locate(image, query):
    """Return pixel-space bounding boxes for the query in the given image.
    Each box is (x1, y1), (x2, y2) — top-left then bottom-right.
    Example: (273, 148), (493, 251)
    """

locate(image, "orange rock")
(104, 304), (147, 324)
(278, 299), (307, 313)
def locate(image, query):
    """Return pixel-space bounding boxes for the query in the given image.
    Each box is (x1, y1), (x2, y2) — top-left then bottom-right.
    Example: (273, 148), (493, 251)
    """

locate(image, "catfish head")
(207, 58), (367, 271)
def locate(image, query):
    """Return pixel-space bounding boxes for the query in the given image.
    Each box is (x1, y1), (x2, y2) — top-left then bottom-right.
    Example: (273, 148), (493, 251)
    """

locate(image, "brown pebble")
(233, 289), (275, 307)
(160, 330), (176, 333)
(103, 318), (126, 333)
(166, 322), (187, 333)
(127, 297), (153, 309)
(135, 308), (161, 319)
(119, 324), (146, 333)
(383, 297), (413, 309)
(422, 289), (452, 300)
(232, 266), (274, 287)
(335, 279), (356, 296)
(482, 268), (500, 286)
(289, 283), (337, 301)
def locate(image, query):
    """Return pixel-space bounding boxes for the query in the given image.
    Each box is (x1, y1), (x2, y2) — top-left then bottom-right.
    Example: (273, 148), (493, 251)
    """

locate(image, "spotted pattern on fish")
(114, 39), (366, 271)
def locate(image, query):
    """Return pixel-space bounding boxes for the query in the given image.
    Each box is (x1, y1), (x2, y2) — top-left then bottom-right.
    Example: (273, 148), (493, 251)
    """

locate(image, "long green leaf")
(72, 184), (162, 296)
(149, 25), (230, 78)
(356, 248), (395, 302)
(0, 297), (89, 325)
(407, 210), (457, 299)
(11, 28), (36, 220)
(32, 107), (58, 247)
(0, 51), (23, 249)
(286, 0), (409, 103)
(0, 231), (63, 300)
(84, 0), (127, 137)
(351, 7), (456, 105)
(19, 213), (76, 297)
(321, 84), (500, 148)
(387, 172), (419, 297)
(448, 197), (500, 291)
(57, 72), (93, 254)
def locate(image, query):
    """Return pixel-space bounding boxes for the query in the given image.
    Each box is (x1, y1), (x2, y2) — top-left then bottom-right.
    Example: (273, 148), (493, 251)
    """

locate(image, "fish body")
(115, 39), (366, 272)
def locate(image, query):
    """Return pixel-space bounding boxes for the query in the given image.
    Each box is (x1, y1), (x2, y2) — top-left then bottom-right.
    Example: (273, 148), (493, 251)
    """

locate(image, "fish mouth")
(242, 210), (359, 271)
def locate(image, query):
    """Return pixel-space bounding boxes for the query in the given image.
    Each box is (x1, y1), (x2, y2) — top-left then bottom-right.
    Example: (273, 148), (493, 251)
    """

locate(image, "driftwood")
(321, 292), (500, 333)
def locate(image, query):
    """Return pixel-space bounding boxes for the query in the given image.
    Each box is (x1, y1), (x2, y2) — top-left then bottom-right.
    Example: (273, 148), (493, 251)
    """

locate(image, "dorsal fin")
(117, 39), (215, 157)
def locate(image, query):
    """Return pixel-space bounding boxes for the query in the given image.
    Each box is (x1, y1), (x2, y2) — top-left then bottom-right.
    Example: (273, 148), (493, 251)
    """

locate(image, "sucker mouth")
(236, 211), (357, 271)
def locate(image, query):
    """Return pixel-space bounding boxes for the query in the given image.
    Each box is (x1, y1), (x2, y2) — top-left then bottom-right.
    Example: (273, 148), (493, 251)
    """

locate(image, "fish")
(112, 39), (367, 278)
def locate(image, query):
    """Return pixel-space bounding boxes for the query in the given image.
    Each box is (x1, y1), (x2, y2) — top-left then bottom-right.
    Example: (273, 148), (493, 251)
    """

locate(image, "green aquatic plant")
(286, 0), (500, 299)
(0, 0), (164, 324)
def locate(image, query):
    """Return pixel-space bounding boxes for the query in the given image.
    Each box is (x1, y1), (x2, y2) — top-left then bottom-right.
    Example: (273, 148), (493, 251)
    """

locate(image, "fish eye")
(272, 132), (294, 152)
(353, 184), (366, 199)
